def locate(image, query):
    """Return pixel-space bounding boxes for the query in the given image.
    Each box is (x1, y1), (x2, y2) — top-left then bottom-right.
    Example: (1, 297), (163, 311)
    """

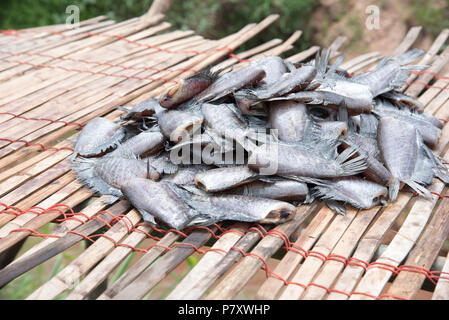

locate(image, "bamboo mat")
(0, 13), (448, 300)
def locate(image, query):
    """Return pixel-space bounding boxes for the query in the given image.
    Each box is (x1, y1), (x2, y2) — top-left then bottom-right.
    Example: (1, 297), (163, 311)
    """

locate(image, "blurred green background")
(0, 0), (319, 51)
(1, 0), (448, 55)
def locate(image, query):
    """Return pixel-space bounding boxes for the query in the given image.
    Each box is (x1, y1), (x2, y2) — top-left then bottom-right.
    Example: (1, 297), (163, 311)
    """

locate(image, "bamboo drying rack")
(0, 2), (448, 300)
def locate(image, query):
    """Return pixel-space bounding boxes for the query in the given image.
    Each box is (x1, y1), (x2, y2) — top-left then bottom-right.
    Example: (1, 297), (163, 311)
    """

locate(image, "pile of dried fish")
(70, 49), (449, 230)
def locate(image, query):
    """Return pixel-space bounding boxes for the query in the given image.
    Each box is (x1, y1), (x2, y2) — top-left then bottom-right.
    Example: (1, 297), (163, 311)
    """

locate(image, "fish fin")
(389, 177), (400, 202)
(72, 158), (122, 197)
(280, 175), (327, 186)
(394, 48), (425, 65)
(92, 126), (126, 156)
(149, 155), (178, 174)
(285, 61), (297, 72)
(102, 195), (120, 205)
(304, 192), (316, 204)
(303, 121), (340, 159)
(138, 209), (156, 225)
(337, 100), (349, 123)
(325, 200), (346, 215)
(359, 114), (378, 139)
(403, 179), (432, 199)
(186, 64), (221, 82)
(434, 170), (449, 184)
(389, 65), (428, 92)
(336, 146), (368, 176)
(421, 144), (449, 184)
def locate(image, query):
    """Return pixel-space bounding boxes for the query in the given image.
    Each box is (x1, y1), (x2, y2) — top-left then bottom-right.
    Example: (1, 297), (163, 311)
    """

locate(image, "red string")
(0, 138), (74, 152)
(0, 112), (83, 129)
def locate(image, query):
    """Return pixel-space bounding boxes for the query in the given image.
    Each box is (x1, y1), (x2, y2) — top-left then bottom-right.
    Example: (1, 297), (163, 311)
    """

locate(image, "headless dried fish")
(195, 66), (266, 103)
(121, 178), (200, 228)
(109, 130), (165, 158)
(116, 98), (159, 122)
(268, 101), (309, 142)
(242, 65), (317, 103)
(72, 117), (125, 160)
(157, 109), (203, 143)
(72, 156), (159, 200)
(170, 184), (296, 225)
(381, 90), (424, 113)
(378, 117), (430, 200)
(194, 165), (259, 192)
(310, 177), (388, 214)
(354, 49), (426, 97)
(248, 141), (366, 179)
(159, 68), (218, 109)
(229, 179), (308, 201)
(373, 99), (441, 148)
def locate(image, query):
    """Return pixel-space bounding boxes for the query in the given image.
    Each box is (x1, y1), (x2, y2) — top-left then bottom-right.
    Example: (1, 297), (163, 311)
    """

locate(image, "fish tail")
(403, 179), (432, 199)
(389, 65), (426, 91)
(389, 177), (400, 202)
(434, 170), (449, 184)
(336, 146), (368, 176)
(422, 144), (449, 184)
(72, 157), (121, 197)
(325, 200), (346, 215)
(116, 106), (128, 112)
(395, 48), (425, 66)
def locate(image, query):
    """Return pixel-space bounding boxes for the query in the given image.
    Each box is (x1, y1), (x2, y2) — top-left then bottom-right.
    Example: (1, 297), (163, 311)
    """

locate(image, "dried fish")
(194, 165), (259, 192)
(159, 68), (218, 109)
(70, 50), (448, 230)
(109, 130), (165, 158)
(72, 117), (125, 160)
(268, 101), (309, 142)
(248, 141), (366, 178)
(157, 109), (203, 143)
(241, 65), (317, 104)
(116, 98), (159, 122)
(309, 177), (388, 214)
(121, 178), (199, 228)
(171, 184), (296, 225)
(229, 179), (309, 201)
(354, 49), (426, 97)
(373, 99), (441, 148)
(378, 117), (429, 200)
(73, 156), (159, 200)
(195, 66), (266, 103)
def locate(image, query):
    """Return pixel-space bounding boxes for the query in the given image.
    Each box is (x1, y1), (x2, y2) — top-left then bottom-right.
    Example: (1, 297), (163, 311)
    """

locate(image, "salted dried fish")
(195, 66), (266, 103)
(354, 49), (425, 98)
(242, 65), (317, 104)
(109, 130), (165, 158)
(157, 109), (203, 143)
(268, 101), (309, 142)
(121, 178), (199, 228)
(309, 177), (388, 214)
(171, 184), (296, 225)
(159, 69), (218, 109)
(73, 156), (159, 200)
(373, 99), (441, 148)
(72, 117), (125, 160)
(381, 90), (424, 113)
(117, 98), (159, 122)
(229, 179), (308, 201)
(194, 165), (259, 192)
(343, 130), (392, 186)
(378, 117), (430, 200)
(248, 141), (366, 178)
